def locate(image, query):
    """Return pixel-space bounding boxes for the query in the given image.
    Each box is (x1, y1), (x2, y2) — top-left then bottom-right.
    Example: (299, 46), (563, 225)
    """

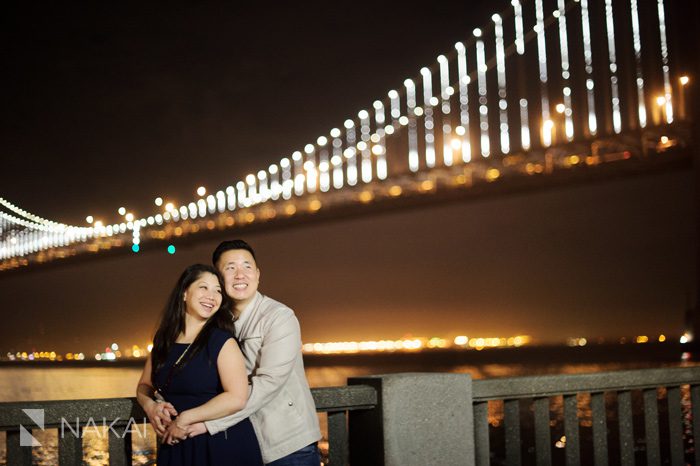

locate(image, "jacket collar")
(234, 291), (263, 334)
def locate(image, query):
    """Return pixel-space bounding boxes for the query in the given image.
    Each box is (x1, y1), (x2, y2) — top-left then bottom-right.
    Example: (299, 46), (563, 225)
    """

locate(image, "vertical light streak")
(512, 0), (530, 150)
(330, 128), (344, 189)
(292, 151), (305, 196)
(216, 190), (225, 213)
(206, 194), (216, 214)
(268, 164), (280, 201)
(455, 42), (471, 162)
(437, 55), (453, 165)
(358, 110), (372, 182)
(317, 136), (330, 192)
(630, 0), (647, 127)
(344, 119), (358, 185)
(474, 29), (490, 157)
(420, 67), (436, 168)
(493, 15), (510, 153)
(226, 186), (236, 210)
(389, 89), (401, 126)
(657, 0), (673, 123)
(604, 0), (622, 134)
(245, 174), (258, 205)
(513, 0), (525, 55)
(280, 158), (293, 200)
(404, 79), (420, 171)
(373, 100), (388, 179)
(535, 0), (551, 146)
(236, 181), (246, 208)
(580, 0), (597, 135)
(556, 2), (574, 141)
(257, 171), (269, 202)
(303, 144), (317, 194)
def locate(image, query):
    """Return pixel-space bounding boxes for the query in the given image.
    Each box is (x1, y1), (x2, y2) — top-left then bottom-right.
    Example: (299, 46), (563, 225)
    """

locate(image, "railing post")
(348, 372), (474, 466)
(108, 422), (133, 466)
(5, 430), (32, 466)
(58, 427), (83, 466)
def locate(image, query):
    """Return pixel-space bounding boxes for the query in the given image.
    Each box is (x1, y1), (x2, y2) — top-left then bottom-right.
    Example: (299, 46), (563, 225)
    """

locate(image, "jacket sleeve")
(205, 308), (300, 434)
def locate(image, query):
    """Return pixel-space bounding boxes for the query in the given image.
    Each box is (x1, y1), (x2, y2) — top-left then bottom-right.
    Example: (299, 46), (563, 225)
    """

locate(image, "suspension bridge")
(0, 0), (694, 272)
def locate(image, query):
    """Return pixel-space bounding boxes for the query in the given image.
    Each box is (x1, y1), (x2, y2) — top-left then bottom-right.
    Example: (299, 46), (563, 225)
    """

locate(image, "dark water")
(0, 345), (696, 465)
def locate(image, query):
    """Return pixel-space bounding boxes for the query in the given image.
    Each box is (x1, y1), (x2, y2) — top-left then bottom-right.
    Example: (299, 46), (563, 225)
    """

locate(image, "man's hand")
(144, 400), (178, 437)
(186, 422), (207, 438)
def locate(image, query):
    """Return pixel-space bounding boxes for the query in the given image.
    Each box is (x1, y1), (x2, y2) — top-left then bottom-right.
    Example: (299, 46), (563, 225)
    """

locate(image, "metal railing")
(0, 385), (377, 466)
(3, 366), (699, 465)
(472, 366), (700, 466)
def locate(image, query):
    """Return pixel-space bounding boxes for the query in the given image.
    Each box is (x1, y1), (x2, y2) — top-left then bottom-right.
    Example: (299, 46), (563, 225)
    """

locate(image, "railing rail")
(0, 385), (377, 466)
(472, 366), (700, 466)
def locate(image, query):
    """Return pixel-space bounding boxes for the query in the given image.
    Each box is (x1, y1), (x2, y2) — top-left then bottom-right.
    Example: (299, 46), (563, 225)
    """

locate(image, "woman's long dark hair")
(151, 264), (235, 383)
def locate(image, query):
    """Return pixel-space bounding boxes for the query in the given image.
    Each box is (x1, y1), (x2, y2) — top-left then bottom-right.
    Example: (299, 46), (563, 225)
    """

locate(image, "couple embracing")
(136, 239), (321, 465)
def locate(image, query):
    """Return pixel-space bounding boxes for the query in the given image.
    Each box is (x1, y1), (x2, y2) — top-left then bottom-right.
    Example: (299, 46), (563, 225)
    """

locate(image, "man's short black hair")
(212, 239), (257, 266)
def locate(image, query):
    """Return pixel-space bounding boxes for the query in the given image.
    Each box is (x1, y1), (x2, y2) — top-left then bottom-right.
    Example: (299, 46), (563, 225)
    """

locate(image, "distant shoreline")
(1, 342), (693, 368)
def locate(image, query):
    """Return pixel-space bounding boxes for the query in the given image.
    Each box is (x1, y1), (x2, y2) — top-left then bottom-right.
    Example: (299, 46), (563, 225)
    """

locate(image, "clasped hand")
(144, 401), (207, 445)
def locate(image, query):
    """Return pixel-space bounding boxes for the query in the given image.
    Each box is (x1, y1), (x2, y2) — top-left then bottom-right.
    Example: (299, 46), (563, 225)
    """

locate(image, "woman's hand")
(162, 410), (196, 445)
(144, 400), (178, 437)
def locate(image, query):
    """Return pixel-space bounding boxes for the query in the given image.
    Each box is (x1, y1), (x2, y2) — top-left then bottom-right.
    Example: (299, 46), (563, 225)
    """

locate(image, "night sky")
(0, 1), (696, 354)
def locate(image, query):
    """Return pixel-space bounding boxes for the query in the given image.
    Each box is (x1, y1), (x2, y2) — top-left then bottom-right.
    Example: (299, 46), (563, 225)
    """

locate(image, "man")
(184, 239), (322, 464)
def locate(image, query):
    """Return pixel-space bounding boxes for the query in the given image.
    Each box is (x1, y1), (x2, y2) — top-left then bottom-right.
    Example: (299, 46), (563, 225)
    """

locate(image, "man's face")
(216, 249), (260, 310)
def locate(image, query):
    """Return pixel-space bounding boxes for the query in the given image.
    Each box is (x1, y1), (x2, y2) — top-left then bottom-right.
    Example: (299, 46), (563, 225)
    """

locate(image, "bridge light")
(196, 186), (206, 197)
(85, 215), (93, 223)
(680, 76), (689, 86)
(555, 103), (566, 114)
(167, 245), (176, 255)
(154, 197), (163, 206)
(125, 213), (134, 222)
(131, 244), (140, 253)
(473, 28), (482, 37)
(330, 128), (341, 138)
(316, 136), (328, 146)
(118, 207), (126, 216)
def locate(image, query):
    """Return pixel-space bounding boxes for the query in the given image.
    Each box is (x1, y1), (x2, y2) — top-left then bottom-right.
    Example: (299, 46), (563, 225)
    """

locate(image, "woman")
(136, 264), (262, 465)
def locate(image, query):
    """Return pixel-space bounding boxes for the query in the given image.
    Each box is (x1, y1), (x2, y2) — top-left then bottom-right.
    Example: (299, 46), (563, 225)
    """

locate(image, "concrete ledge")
(349, 372), (474, 466)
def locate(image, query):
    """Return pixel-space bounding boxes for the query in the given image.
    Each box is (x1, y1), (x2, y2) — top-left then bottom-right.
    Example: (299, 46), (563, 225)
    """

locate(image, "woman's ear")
(183, 292), (187, 301)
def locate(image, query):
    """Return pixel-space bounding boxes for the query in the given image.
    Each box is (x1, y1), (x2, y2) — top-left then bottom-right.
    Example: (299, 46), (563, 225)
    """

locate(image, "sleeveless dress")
(154, 327), (262, 465)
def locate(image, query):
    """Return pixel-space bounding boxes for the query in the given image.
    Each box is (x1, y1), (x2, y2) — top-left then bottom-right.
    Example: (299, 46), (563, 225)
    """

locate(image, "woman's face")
(182, 272), (223, 322)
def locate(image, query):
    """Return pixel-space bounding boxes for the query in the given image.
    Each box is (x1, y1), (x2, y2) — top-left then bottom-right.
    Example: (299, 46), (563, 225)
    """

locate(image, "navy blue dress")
(154, 328), (262, 466)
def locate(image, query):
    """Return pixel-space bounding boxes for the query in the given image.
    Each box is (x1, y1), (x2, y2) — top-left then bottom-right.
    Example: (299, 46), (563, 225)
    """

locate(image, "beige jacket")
(204, 292), (321, 463)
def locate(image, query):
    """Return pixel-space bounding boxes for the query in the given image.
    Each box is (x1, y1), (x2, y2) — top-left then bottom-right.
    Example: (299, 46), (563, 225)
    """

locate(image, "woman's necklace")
(173, 342), (192, 367)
